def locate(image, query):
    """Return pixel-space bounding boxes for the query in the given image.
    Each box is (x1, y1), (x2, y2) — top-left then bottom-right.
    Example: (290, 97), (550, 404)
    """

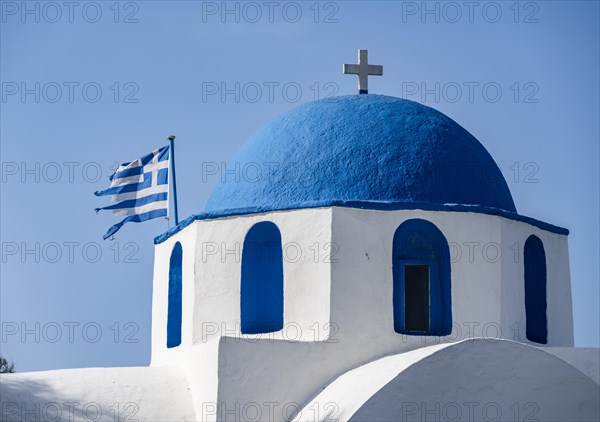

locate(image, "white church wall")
(182, 340), (222, 422)
(500, 219), (574, 347)
(214, 338), (350, 422)
(543, 232), (574, 345)
(151, 222), (198, 365)
(191, 208), (333, 344)
(500, 218), (530, 344)
(146, 206), (575, 421)
(203, 208), (506, 421)
(151, 205), (572, 363)
(328, 207), (573, 352)
(329, 207), (503, 352)
(151, 225), (223, 421)
(205, 207), (577, 421)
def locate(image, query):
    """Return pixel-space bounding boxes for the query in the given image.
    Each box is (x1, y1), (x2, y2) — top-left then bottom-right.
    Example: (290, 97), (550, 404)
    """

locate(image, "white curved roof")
(0, 365), (196, 421)
(294, 339), (599, 422)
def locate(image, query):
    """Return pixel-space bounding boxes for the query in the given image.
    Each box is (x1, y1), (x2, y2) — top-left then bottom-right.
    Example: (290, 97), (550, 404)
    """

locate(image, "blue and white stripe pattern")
(95, 146), (169, 239)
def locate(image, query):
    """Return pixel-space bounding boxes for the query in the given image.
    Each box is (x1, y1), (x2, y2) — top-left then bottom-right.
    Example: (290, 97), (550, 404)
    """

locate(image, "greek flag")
(95, 146), (170, 239)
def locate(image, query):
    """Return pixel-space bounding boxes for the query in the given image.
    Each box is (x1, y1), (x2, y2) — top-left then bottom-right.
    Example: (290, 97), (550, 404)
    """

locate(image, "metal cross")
(343, 49), (383, 94)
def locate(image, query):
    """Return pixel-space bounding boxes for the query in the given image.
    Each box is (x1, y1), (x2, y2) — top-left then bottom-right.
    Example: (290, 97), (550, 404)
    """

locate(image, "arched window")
(241, 222), (284, 334)
(393, 219), (452, 336)
(167, 242), (183, 348)
(524, 235), (547, 344)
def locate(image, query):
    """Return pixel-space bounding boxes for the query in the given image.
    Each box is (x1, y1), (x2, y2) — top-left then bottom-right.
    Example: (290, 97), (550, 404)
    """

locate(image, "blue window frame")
(167, 242), (183, 348)
(393, 219), (452, 336)
(524, 235), (547, 344)
(241, 222), (284, 334)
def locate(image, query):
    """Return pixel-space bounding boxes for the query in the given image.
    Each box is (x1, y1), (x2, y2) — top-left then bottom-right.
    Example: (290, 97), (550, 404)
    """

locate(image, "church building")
(2, 51), (599, 422)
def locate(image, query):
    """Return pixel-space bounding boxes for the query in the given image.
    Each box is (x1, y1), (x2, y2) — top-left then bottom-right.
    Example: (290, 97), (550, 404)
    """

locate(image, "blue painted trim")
(393, 219), (452, 336)
(524, 235), (548, 344)
(154, 201), (569, 244)
(167, 242), (183, 348)
(359, 89), (368, 94)
(241, 222), (284, 334)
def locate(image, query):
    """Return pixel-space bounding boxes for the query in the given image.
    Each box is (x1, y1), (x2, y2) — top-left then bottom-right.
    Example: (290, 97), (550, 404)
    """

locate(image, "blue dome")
(205, 95), (516, 214)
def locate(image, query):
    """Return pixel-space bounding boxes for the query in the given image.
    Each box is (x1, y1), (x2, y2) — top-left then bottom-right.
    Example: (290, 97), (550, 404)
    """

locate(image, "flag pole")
(167, 135), (179, 225)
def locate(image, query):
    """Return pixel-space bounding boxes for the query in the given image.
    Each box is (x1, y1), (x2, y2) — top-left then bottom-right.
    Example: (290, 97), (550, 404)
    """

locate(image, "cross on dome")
(343, 49), (383, 94)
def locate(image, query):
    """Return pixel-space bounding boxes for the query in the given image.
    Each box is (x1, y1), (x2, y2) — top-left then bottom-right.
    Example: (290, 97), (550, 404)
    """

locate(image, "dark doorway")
(404, 265), (430, 332)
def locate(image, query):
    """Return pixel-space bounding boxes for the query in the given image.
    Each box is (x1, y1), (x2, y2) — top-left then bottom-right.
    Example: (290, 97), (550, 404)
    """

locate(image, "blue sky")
(1, 1), (598, 372)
